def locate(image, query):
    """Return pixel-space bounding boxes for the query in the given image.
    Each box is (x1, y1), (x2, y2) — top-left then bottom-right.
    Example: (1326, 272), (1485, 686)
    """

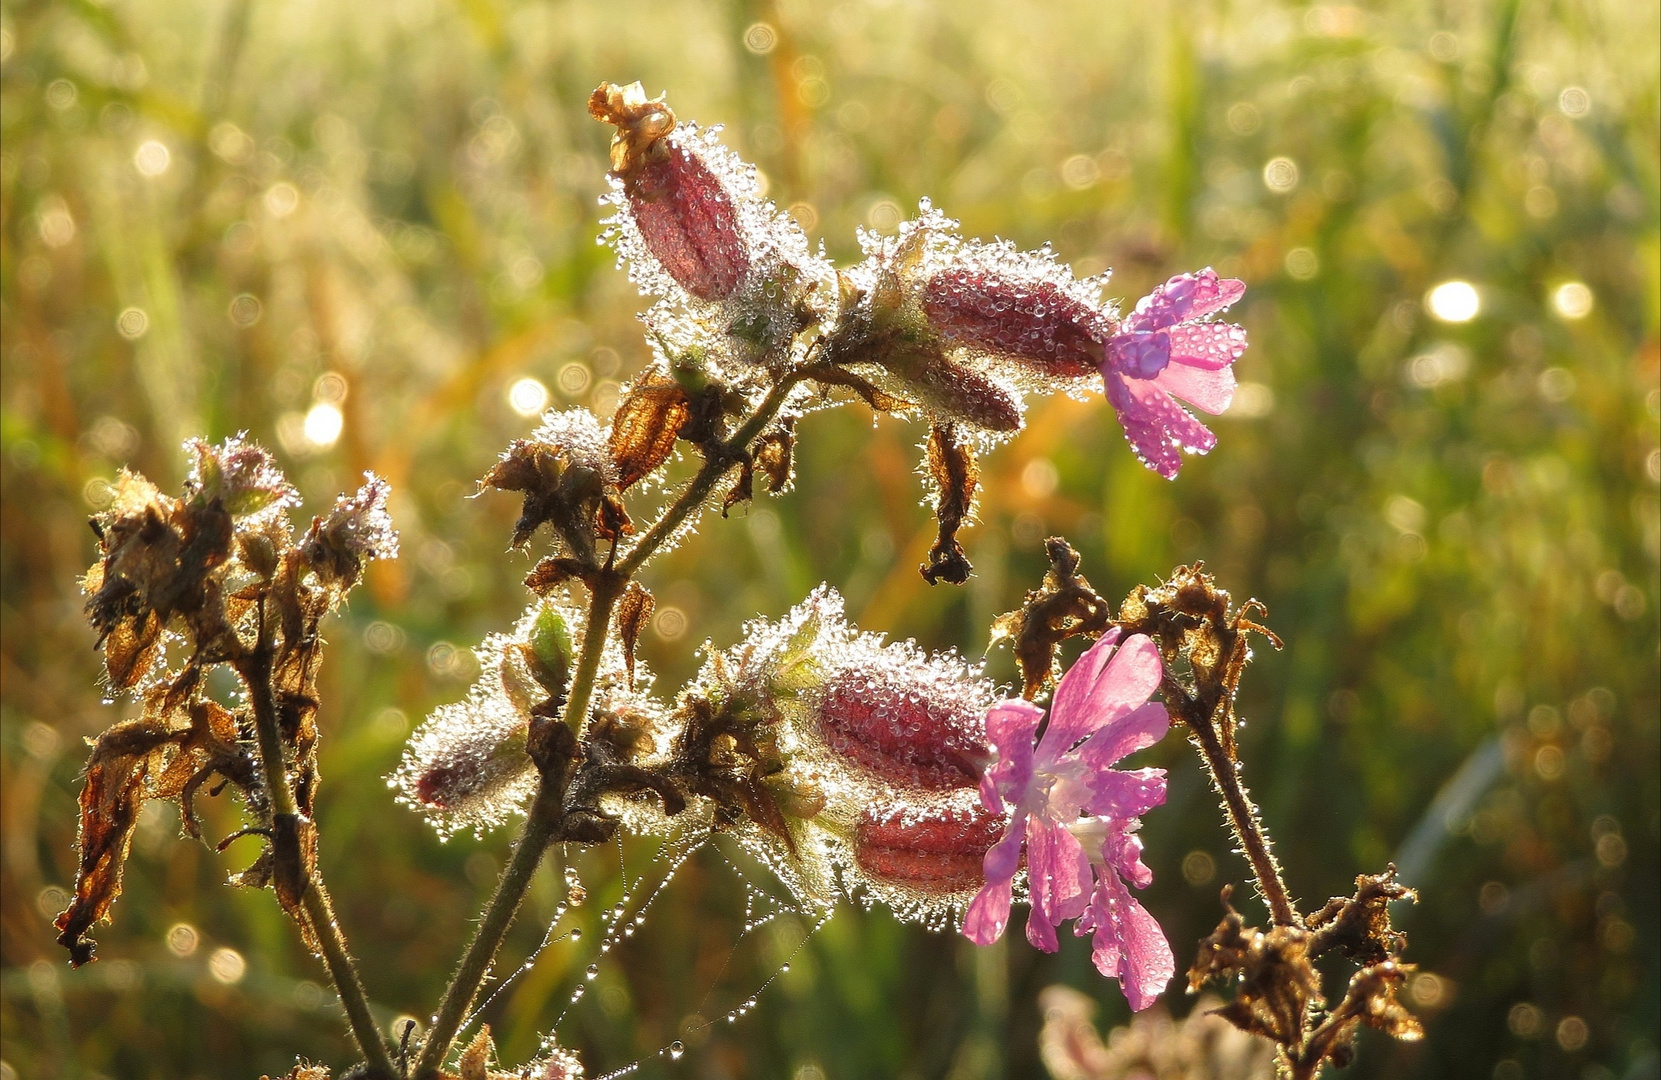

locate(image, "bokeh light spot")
(1426, 280), (1480, 322)
(1263, 156), (1300, 193)
(303, 403), (344, 448)
(1552, 281), (1594, 320)
(508, 376), (549, 416)
(116, 307), (149, 340)
(208, 947), (246, 984)
(166, 922), (199, 957)
(133, 140), (171, 177)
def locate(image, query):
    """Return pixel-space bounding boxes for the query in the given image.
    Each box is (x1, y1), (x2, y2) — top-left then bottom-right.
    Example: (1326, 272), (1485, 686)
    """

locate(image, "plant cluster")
(56, 84), (1428, 1079)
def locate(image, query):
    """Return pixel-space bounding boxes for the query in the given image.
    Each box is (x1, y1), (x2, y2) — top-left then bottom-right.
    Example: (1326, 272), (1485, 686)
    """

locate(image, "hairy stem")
(1171, 676), (1298, 927)
(239, 642), (395, 1079)
(410, 782), (563, 1077)
(415, 366), (812, 1075)
(413, 576), (619, 1078)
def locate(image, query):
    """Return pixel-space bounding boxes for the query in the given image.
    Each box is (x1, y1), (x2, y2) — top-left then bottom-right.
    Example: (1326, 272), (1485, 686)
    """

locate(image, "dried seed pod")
(853, 802), (1008, 897)
(924, 267), (1107, 379)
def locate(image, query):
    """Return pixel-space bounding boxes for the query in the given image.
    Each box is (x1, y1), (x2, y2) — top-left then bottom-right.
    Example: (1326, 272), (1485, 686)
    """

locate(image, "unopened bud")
(411, 720), (530, 812)
(815, 662), (992, 791)
(853, 803), (1007, 897)
(924, 268), (1105, 379)
(590, 82), (749, 302)
(883, 345), (1023, 433)
(525, 602), (573, 697)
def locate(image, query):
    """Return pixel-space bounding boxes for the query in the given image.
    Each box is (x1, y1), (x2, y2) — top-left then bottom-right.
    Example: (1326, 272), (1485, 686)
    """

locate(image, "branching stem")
(413, 364), (813, 1077)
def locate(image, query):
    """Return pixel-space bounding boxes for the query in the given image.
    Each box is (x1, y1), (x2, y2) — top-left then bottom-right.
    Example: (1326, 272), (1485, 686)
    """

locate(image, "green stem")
(414, 367), (810, 1076)
(239, 643), (396, 1079)
(413, 577), (620, 1078)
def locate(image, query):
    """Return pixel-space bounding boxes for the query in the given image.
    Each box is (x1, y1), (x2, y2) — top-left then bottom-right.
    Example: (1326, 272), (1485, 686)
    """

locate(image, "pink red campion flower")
(1101, 269), (1248, 480)
(962, 628), (1176, 1012)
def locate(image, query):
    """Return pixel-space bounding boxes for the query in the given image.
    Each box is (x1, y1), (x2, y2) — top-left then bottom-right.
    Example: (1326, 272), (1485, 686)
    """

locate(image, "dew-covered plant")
(56, 83), (1429, 1080)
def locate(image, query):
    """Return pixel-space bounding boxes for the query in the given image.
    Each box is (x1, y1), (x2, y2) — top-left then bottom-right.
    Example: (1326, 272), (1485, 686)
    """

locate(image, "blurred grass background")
(1, 0), (1657, 1077)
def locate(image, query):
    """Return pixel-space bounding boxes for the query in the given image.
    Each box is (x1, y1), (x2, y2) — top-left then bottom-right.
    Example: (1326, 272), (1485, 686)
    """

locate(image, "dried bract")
(481, 409), (627, 560)
(299, 473), (399, 591)
(991, 537), (1115, 698)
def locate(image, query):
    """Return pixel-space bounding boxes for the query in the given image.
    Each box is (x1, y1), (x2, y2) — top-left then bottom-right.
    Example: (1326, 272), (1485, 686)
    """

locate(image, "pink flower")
(1101, 269), (1248, 480)
(962, 629), (1176, 1012)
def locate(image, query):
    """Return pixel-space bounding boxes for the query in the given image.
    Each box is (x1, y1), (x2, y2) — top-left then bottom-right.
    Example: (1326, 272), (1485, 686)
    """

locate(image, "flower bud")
(882, 345), (1024, 434)
(524, 602), (573, 698)
(411, 720), (529, 811)
(924, 267), (1106, 379)
(590, 82), (749, 302)
(853, 802), (1008, 897)
(814, 659), (993, 791)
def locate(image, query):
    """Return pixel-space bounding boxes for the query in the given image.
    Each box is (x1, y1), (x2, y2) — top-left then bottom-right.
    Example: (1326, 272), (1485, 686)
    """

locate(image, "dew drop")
(780, 963), (790, 973)
(669, 1041), (685, 1060)
(569, 927), (583, 940)
(586, 964), (599, 980)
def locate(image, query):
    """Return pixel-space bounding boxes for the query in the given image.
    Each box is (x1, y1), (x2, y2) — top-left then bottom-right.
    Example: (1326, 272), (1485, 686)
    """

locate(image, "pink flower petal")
(1077, 700), (1171, 770)
(1105, 822), (1154, 889)
(1126, 269), (1245, 332)
(1156, 357), (1237, 415)
(982, 698), (1042, 803)
(1103, 372), (1183, 480)
(1043, 628), (1121, 756)
(1083, 766), (1167, 820)
(1025, 905), (1060, 951)
(1165, 321), (1247, 371)
(983, 813), (1027, 882)
(1044, 635), (1164, 757)
(1090, 873), (1175, 1013)
(963, 875), (1014, 945)
(1025, 818), (1092, 933)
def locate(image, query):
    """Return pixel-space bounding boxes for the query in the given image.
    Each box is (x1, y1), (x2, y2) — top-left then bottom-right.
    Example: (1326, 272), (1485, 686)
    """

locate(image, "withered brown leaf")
(615, 581), (655, 688)
(56, 699), (252, 966)
(609, 377), (691, 490)
(1306, 864), (1417, 966)
(920, 424), (977, 585)
(990, 537), (1114, 699)
(1189, 889), (1321, 1047)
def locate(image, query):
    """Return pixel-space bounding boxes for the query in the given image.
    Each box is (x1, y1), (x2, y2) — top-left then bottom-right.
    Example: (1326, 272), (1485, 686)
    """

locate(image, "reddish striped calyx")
(815, 665), (991, 791)
(924, 267), (1105, 379)
(854, 804), (1008, 896)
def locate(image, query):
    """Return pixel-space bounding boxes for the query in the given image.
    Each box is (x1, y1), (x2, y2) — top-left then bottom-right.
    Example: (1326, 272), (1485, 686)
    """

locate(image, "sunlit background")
(2, 0), (1657, 1077)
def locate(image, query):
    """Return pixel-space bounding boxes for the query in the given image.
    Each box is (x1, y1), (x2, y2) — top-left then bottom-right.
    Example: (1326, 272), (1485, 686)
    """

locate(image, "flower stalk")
(413, 364), (815, 1077)
(238, 617), (397, 1079)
